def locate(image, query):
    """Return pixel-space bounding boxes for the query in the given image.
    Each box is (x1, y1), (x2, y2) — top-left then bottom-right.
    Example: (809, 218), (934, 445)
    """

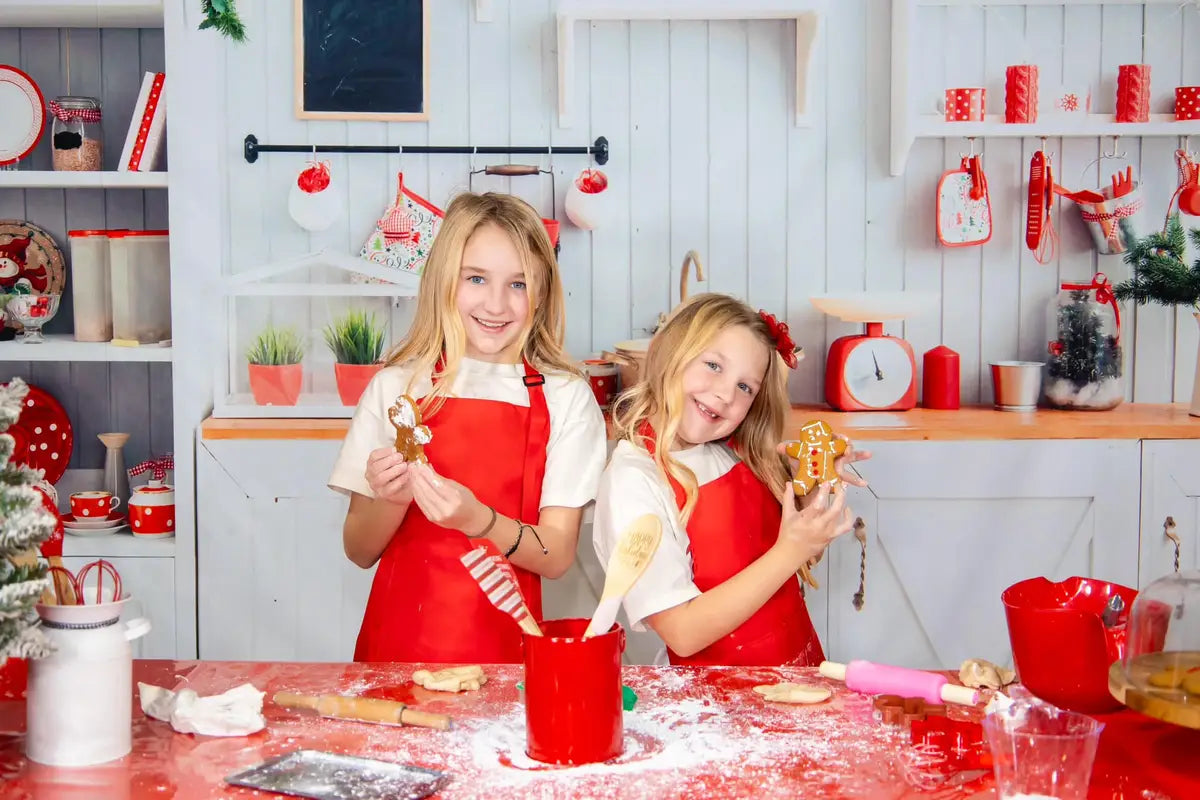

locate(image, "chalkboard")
(294, 0), (429, 121)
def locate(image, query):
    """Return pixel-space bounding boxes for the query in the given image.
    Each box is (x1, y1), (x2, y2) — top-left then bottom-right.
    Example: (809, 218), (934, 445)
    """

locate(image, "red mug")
(523, 618), (625, 765)
(582, 359), (619, 409)
(69, 491), (120, 519)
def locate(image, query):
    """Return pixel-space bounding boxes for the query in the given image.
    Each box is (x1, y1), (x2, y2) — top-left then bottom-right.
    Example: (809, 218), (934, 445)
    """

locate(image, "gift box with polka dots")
(1176, 86), (1200, 121)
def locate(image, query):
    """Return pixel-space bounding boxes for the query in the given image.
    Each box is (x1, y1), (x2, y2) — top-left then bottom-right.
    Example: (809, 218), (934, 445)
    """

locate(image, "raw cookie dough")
(959, 658), (1016, 691)
(753, 682), (832, 705)
(412, 665), (488, 693)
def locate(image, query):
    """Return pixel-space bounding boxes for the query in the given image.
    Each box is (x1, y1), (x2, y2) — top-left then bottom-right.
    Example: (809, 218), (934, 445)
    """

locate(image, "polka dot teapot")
(128, 479), (174, 538)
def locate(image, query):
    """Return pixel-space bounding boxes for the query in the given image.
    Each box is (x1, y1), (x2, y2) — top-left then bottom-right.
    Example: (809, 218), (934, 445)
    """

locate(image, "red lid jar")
(128, 479), (174, 538)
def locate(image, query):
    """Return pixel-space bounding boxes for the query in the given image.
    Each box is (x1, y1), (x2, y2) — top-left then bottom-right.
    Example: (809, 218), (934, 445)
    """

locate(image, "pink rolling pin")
(819, 660), (979, 706)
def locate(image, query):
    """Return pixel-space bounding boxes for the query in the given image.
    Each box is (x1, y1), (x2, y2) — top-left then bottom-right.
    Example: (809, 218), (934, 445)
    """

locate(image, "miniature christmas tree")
(1114, 214), (1200, 313)
(0, 378), (56, 665)
(1045, 287), (1124, 411)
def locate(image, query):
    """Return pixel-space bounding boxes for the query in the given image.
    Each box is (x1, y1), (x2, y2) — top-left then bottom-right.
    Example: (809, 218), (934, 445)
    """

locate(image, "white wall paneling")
(216, 1), (1200, 410)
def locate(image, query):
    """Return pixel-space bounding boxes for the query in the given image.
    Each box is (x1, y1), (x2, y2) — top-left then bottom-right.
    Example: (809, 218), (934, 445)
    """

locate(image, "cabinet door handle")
(1164, 516), (1181, 573)
(852, 517), (867, 611)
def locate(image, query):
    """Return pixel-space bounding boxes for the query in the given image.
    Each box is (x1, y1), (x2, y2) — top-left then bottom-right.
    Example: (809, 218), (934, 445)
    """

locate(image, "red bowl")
(1002, 576), (1137, 713)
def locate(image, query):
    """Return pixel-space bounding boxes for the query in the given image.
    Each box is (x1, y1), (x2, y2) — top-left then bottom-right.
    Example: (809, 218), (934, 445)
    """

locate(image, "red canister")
(523, 618), (625, 765)
(922, 345), (960, 409)
(1005, 65), (1038, 123)
(1116, 64), (1150, 123)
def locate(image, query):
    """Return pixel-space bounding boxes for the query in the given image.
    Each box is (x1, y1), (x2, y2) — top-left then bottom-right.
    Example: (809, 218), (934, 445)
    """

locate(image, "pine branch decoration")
(1114, 215), (1200, 312)
(199, 0), (247, 43)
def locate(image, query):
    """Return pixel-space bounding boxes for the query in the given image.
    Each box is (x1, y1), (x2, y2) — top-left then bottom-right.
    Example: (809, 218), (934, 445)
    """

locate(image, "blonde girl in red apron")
(328, 192), (606, 664)
(592, 293), (869, 666)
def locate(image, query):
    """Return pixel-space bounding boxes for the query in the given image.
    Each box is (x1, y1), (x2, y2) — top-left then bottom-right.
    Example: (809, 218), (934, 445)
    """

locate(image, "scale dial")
(842, 338), (914, 409)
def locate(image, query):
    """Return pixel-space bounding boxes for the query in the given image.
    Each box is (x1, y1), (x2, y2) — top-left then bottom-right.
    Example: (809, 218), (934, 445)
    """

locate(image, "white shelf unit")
(215, 393), (356, 420)
(0, 335), (172, 362)
(63, 531), (174, 558)
(0, 171), (168, 189)
(0, 1), (164, 28)
(890, 0), (1200, 176)
(556, 0), (826, 127)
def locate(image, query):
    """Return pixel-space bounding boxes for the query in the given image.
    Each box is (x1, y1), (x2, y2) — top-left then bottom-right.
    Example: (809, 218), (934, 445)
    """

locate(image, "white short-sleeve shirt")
(591, 439), (740, 634)
(327, 357), (607, 510)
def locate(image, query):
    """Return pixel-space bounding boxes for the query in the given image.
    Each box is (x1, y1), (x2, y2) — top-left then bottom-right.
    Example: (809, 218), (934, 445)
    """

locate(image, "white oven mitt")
(138, 682), (266, 737)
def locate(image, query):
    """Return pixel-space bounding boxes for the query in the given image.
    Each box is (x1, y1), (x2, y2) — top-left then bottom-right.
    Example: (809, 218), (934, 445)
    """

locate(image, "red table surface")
(0, 660), (1196, 799)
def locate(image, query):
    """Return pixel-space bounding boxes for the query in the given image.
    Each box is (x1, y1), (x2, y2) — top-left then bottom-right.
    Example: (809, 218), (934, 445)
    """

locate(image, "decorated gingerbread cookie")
(785, 420), (848, 496)
(388, 394), (432, 463)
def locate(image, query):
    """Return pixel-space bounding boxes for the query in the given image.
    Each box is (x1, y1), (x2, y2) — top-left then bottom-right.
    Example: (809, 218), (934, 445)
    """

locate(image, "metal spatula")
(583, 514), (663, 639)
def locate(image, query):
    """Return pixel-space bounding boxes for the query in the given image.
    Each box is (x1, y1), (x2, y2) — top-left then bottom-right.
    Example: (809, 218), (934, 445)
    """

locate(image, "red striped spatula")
(460, 545), (543, 637)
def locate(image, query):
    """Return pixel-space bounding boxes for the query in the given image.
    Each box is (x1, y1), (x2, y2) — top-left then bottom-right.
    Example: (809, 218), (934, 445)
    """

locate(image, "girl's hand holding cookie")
(409, 462), (489, 534)
(774, 481), (855, 567)
(832, 435), (871, 488)
(365, 447), (415, 505)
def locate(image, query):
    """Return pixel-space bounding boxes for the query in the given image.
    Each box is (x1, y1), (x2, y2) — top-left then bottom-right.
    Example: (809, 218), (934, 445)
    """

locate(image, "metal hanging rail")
(242, 134), (610, 165)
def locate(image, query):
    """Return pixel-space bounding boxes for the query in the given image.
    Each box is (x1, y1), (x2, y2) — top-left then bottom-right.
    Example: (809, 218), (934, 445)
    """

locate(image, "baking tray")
(225, 749), (450, 799)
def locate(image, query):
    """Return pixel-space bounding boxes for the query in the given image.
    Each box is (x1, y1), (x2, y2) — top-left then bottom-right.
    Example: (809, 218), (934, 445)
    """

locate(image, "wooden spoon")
(583, 514), (663, 639)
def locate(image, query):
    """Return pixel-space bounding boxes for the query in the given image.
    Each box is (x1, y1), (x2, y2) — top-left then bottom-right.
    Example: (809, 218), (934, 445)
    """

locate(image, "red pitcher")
(523, 618), (625, 765)
(1002, 576), (1137, 713)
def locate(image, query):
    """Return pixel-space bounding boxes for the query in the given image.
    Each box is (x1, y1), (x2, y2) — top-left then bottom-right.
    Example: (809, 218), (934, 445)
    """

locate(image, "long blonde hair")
(385, 191), (580, 415)
(612, 293), (792, 525)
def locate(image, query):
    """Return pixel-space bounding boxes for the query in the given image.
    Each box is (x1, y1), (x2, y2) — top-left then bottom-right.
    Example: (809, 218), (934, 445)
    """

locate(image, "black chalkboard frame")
(293, 0), (430, 121)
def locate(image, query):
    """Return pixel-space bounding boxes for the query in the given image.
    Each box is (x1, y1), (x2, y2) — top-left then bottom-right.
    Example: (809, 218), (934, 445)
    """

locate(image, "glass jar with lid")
(1044, 273), (1124, 410)
(49, 95), (103, 172)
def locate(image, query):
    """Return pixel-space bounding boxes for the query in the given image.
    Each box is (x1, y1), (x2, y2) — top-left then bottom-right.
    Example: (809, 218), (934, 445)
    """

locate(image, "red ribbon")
(1060, 273), (1121, 342)
(48, 100), (102, 124)
(129, 453), (174, 481)
(759, 310), (799, 369)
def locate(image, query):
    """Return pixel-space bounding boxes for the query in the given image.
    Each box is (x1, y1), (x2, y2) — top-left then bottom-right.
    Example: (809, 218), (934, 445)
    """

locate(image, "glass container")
(50, 95), (103, 172)
(1121, 569), (1200, 708)
(68, 230), (112, 342)
(1044, 275), (1124, 410)
(109, 230), (171, 345)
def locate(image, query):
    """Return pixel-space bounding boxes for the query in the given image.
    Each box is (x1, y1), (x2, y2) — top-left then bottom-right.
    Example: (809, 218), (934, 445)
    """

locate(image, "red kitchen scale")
(809, 292), (940, 412)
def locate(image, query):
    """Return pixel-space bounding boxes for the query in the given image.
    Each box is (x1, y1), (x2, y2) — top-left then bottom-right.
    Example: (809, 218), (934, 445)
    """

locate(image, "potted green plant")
(323, 310), (386, 406)
(1115, 214), (1200, 416)
(246, 325), (305, 406)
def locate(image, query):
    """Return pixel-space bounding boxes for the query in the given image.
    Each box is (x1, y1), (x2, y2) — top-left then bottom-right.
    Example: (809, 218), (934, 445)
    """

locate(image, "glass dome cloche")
(1110, 570), (1200, 728)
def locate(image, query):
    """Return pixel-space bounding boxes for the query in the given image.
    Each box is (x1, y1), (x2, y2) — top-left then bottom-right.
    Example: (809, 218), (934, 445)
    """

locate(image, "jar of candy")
(50, 96), (103, 171)
(1044, 274), (1124, 410)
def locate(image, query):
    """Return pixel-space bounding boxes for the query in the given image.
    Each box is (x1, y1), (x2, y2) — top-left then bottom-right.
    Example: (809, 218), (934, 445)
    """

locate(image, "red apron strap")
(520, 360), (549, 524)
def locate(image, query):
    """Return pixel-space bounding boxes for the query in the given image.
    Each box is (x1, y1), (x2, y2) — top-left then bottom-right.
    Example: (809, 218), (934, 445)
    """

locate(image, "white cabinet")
(61, 555), (175, 659)
(1139, 440), (1200, 586)
(824, 440), (1141, 671)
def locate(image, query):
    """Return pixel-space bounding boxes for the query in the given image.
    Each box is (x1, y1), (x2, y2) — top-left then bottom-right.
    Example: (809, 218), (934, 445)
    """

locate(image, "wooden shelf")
(0, 1), (163, 28)
(201, 403), (1200, 441)
(0, 335), (172, 362)
(0, 171), (168, 189)
(62, 531), (174, 558)
(912, 114), (1200, 141)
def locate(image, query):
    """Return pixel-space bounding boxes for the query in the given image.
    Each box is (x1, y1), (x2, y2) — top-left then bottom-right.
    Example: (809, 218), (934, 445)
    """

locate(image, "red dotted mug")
(69, 491), (120, 519)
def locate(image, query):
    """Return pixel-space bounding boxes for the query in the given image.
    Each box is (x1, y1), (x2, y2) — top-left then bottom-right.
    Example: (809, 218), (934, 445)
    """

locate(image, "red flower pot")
(248, 363), (302, 406)
(334, 362), (383, 406)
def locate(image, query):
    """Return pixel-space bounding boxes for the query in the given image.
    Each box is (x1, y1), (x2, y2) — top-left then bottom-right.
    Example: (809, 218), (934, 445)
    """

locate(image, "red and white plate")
(4, 383), (73, 484)
(63, 522), (129, 538)
(63, 511), (126, 530)
(0, 65), (45, 167)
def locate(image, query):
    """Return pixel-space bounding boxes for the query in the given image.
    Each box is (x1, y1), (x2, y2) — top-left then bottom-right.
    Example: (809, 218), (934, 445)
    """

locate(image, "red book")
(118, 71), (166, 172)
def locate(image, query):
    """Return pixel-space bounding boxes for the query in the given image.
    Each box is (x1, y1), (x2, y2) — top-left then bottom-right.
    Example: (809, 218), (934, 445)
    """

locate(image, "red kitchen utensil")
(460, 545), (543, 637)
(43, 559), (122, 607)
(1002, 576), (1137, 713)
(2, 382), (73, 484)
(1112, 166), (1134, 199)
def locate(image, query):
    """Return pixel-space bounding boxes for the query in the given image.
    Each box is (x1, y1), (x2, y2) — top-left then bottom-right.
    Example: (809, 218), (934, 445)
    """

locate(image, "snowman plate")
(0, 220), (66, 298)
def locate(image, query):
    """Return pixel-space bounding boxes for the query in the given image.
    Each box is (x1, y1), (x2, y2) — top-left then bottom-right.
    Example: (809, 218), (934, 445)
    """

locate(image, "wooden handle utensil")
(583, 514), (663, 638)
(272, 692), (451, 731)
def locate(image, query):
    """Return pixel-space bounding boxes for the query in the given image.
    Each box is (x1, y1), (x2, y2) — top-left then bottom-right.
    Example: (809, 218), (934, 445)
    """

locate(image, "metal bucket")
(990, 361), (1045, 411)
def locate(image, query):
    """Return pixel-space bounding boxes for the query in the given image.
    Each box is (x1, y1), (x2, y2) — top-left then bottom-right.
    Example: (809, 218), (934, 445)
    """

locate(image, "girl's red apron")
(354, 362), (549, 663)
(644, 429), (824, 667)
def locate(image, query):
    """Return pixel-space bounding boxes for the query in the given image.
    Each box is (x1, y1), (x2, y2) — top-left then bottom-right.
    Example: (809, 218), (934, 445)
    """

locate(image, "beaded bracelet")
(504, 521), (549, 558)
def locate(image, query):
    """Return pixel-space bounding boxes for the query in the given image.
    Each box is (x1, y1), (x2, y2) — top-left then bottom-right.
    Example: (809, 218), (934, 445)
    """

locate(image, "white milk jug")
(26, 600), (151, 766)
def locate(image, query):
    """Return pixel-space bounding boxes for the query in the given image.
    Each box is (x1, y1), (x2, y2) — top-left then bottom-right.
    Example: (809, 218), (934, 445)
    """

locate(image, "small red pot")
(248, 363), (302, 406)
(523, 618), (625, 765)
(334, 362), (382, 406)
(129, 479), (175, 537)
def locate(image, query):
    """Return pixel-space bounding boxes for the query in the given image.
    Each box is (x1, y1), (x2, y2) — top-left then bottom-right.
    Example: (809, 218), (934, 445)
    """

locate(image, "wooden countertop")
(200, 403), (1200, 442)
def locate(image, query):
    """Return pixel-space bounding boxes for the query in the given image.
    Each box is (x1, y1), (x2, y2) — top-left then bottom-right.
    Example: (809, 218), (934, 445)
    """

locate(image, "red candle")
(1005, 65), (1038, 123)
(922, 345), (960, 409)
(1176, 86), (1200, 120)
(1116, 64), (1150, 123)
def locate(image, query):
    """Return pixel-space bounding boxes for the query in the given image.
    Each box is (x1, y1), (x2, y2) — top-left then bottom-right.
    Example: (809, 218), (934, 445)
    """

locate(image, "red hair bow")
(759, 310), (799, 369)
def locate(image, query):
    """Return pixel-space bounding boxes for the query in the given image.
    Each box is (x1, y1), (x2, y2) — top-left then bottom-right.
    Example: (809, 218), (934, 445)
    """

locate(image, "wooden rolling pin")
(273, 692), (452, 731)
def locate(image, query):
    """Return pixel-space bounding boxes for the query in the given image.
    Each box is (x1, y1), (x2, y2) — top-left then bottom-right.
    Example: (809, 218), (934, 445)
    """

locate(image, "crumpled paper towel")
(138, 682), (266, 736)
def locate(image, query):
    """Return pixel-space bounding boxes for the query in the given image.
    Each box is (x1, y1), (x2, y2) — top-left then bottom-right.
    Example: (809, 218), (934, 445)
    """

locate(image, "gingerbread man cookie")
(785, 420), (848, 496)
(412, 665), (487, 693)
(388, 394), (432, 463)
(753, 682), (832, 705)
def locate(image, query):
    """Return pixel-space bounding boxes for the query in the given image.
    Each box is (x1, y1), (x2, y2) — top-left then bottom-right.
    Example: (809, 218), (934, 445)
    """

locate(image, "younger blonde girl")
(592, 293), (867, 666)
(329, 191), (606, 664)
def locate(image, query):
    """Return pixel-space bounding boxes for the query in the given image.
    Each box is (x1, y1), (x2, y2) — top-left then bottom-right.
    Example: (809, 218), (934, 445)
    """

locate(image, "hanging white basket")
(564, 168), (610, 231)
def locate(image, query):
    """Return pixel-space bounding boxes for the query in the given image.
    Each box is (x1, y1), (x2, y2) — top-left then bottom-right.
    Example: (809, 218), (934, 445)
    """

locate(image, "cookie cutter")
(873, 694), (947, 726)
(874, 694), (990, 773)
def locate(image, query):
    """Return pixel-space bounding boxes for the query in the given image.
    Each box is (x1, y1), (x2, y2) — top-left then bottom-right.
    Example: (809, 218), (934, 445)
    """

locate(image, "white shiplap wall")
(220, 0), (1200, 405)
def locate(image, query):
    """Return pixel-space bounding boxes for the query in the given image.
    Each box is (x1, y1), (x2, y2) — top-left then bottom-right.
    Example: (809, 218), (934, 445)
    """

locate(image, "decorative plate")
(4, 383), (73, 484)
(0, 220), (66, 298)
(0, 65), (45, 167)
